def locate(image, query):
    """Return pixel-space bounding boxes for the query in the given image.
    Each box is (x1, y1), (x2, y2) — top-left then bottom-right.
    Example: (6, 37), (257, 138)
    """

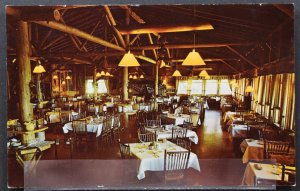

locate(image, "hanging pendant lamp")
(199, 70), (209, 77)
(172, 70), (182, 77)
(100, 71), (106, 76)
(182, 49), (206, 66)
(33, 60), (46, 73)
(118, 51), (140, 67)
(96, 72), (101, 77)
(140, 74), (144, 79)
(133, 75), (138, 79)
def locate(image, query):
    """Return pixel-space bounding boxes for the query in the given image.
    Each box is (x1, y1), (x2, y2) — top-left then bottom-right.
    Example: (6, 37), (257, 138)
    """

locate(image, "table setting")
(128, 140), (200, 180)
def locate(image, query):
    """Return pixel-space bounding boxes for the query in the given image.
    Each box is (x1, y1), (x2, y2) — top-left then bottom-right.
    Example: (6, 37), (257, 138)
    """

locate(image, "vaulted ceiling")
(6, 4), (294, 77)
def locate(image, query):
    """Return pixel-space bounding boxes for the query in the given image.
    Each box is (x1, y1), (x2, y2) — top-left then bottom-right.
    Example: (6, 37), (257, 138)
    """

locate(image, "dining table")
(145, 125), (199, 144)
(228, 124), (248, 138)
(62, 117), (104, 137)
(128, 140), (200, 180)
(45, 110), (79, 124)
(241, 162), (293, 186)
(240, 139), (265, 163)
(166, 113), (192, 125)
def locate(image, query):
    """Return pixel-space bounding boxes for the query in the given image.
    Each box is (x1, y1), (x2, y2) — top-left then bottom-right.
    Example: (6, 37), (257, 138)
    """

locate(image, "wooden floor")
(8, 110), (248, 189)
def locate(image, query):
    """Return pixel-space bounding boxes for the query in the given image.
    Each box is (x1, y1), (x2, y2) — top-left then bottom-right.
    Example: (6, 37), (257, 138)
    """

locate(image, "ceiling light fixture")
(199, 70), (209, 77)
(33, 60), (46, 73)
(172, 70), (182, 77)
(118, 51), (140, 67)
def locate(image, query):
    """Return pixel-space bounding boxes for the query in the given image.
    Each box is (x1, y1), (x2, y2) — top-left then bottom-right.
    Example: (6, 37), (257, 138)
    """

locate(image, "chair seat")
(269, 154), (295, 166)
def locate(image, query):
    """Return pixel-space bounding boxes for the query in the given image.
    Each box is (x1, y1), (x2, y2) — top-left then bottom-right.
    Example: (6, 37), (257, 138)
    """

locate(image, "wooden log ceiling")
(6, 5), (294, 76)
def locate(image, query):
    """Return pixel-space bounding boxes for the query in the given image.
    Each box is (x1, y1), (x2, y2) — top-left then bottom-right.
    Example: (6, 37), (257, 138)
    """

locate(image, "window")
(191, 80), (202, 95)
(205, 80), (218, 95)
(219, 79), (232, 95)
(177, 80), (188, 94)
(86, 80), (94, 94)
(97, 79), (108, 94)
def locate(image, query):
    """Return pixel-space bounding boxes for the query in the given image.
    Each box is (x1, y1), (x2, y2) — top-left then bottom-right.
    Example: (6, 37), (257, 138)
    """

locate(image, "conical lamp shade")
(172, 70), (181, 77)
(160, 60), (170, 68)
(53, 74), (58, 79)
(245, 85), (254, 92)
(140, 74), (144, 79)
(96, 72), (101, 77)
(66, 75), (71, 80)
(61, 80), (66, 85)
(105, 72), (110, 76)
(199, 70), (209, 77)
(33, 64), (46, 73)
(204, 75), (211, 80)
(118, 51), (140, 67)
(129, 75), (133, 79)
(182, 49), (206, 66)
(133, 75), (138, 79)
(100, 71), (106, 75)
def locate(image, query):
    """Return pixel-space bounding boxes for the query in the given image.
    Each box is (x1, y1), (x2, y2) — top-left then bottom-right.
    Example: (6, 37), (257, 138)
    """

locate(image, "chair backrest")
(118, 139), (131, 159)
(171, 128), (188, 142)
(164, 150), (190, 176)
(72, 120), (87, 133)
(264, 140), (290, 158)
(176, 138), (191, 150)
(182, 121), (193, 130)
(60, 112), (70, 124)
(146, 119), (161, 127)
(261, 128), (279, 141)
(138, 130), (157, 142)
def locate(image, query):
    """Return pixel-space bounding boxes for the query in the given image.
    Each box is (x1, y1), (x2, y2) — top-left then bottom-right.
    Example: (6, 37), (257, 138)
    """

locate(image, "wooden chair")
(118, 139), (131, 159)
(146, 119), (161, 127)
(171, 128), (187, 143)
(72, 120), (88, 145)
(138, 130), (157, 142)
(163, 150), (190, 184)
(182, 121), (193, 130)
(264, 140), (290, 160)
(176, 138), (191, 150)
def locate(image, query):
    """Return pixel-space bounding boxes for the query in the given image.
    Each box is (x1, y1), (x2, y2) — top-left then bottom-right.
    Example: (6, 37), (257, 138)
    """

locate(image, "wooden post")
(122, 8), (130, 101)
(17, 20), (33, 122)
(155, 63), (159, 96)
(36, 73), (43, 105)
(93, 65), (97, 100)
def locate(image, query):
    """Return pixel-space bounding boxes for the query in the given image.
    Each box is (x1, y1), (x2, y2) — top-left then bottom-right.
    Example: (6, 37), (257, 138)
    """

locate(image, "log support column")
(123, 8), (130, 101)
(17, 20), (33, 122)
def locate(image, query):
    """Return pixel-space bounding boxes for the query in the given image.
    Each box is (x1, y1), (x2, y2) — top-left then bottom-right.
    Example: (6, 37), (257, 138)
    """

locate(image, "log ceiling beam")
(147, 33), (157, 60)
(6, 7), (61, 21)
(34, 21), (125, 52)
(219, 60), (241, 73)
(79, 20), (101, 51)
(116, 23), (214, 35)
(129, 34), (140, 45)
(42, 34), (66, 50)
(130, 42), (254, 51)
(104, 6), (126, 48)
(226, 46), (259, 69)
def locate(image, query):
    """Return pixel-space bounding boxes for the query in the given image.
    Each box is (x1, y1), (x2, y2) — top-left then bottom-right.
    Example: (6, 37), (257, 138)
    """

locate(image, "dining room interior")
(5, 4), (296, 190)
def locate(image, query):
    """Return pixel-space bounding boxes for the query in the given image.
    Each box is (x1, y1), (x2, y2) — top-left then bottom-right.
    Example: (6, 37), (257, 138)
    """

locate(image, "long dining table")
(62, 117), (104, 137)
(145, 125), (199, 144)
(128, 140), (200, 180)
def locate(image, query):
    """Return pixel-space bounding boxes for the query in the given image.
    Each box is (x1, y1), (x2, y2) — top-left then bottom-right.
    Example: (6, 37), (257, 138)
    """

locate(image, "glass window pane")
(98, 79), (108, 94)
(219, 79), (232, 95)
(205, 80), (218, 95)
(177, 80), (188, 94)
(86, 79), (94, 94)
(191, 80), (202, 95)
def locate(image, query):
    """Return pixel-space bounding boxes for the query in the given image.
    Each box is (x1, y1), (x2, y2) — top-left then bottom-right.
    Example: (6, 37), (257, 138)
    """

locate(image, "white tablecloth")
(145, 125), (199, 144)
(139, 105), (150, 111)
(228, 124), (247, 138)
(167, 114), (191, 125)
(45, 111), (78, 124)
(129, 141), (200, 180)
(241, 162), (285, 186)
(62, 121), (103, 137)
(118, 104), (133, 112)
(240, 139), (264, 163)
